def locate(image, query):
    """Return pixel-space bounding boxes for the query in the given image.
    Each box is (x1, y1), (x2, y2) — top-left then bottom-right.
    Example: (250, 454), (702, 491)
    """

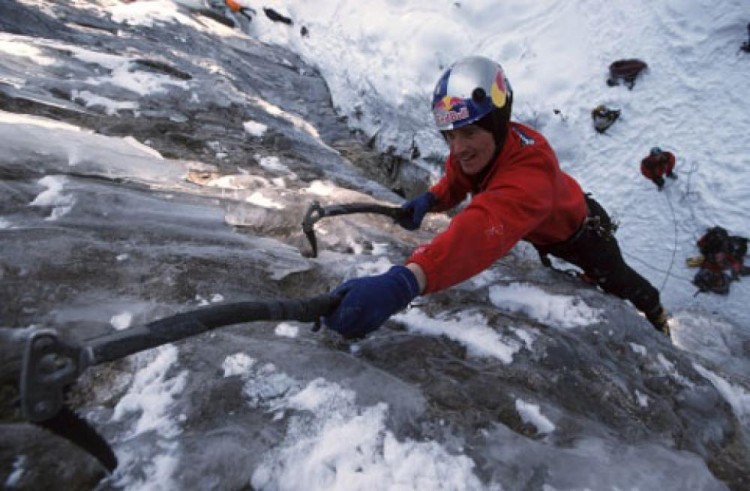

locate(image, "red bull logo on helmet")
(490, 73), (508, 108)
(433, 95), (470, 127)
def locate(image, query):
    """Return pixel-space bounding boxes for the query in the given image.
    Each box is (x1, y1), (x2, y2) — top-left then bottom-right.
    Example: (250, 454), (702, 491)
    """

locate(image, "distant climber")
(640, 147), (677, 191)
(215, 0), (255, 21)
(687, 226), (749, 294)
(263, 7), (293, 24)
(591, 105), (620, 133)
(223, 1), (293, 25)
(223, 0), (242, 11)
(741, 23), (750, 53)
(606, 59), (648, 89)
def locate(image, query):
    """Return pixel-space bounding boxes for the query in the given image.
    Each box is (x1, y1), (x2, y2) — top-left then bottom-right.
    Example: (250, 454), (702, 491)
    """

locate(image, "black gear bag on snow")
(693, 268), (731, 295)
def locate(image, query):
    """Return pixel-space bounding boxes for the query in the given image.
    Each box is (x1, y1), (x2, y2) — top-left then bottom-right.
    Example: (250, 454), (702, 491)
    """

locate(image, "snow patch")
(489, 282), (603, 329)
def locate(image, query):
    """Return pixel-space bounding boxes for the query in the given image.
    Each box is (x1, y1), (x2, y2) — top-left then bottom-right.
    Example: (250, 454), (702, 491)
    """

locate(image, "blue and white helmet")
(432, 56), (513, 131)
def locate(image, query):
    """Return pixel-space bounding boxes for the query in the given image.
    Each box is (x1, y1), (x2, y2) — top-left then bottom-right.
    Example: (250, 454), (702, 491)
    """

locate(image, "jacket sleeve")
(407, 159), (555, 293)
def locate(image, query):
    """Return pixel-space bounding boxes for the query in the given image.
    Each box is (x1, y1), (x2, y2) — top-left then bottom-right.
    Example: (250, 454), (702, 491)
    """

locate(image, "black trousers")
(536, 196), (661, 317)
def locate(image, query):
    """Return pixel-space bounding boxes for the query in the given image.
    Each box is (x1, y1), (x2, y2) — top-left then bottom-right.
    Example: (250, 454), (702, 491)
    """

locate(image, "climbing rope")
(659, 186), (679, 292)
(622, 250), (693, 284)
(621, 159), (696, 290)
(678, 159), (701, 228)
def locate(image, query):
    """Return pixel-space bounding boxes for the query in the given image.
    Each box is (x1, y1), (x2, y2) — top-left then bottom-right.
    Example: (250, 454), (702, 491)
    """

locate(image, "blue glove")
(396, 192), (436, 230)
(324, 265), (420, 339)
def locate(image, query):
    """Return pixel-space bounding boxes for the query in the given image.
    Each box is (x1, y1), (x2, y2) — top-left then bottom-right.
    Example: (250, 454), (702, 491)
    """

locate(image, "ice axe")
(14, 294), (339, 472)
(301, 200), (409, 257)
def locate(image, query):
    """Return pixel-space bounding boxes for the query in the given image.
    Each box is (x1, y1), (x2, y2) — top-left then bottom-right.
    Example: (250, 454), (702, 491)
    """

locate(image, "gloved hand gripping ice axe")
(13, 294), (340, 473)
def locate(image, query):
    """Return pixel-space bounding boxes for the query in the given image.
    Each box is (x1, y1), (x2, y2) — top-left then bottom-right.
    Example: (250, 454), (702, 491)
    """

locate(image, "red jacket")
(640, 152), (675, 180)
(407, 122), (587, 293)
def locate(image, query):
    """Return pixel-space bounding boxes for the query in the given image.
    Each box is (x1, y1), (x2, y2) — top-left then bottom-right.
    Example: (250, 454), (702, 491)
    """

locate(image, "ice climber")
(323, 55), (671, 339)
(640, 147), (677, 191)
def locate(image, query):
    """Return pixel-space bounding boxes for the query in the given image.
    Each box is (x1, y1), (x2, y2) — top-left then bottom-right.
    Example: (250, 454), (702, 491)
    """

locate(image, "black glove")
(323, 266), (420, 339)
(396, 192), (436, 230)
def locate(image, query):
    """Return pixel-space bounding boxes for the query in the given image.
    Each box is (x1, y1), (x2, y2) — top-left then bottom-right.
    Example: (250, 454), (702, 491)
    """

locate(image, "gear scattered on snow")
(606, 58), (648, 89)
(591, 104), (621, 133)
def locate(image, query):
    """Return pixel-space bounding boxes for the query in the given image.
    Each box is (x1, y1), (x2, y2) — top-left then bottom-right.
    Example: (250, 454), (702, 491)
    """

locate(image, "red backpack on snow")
(691, 226), (749, 294)
(606, 59), (648, 89)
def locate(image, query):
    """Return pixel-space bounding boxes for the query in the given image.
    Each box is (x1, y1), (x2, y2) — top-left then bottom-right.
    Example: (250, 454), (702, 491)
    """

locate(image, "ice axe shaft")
(87, 295), (338, 364)
(18, 294), (339, 472)
(302, 200), (408, 257)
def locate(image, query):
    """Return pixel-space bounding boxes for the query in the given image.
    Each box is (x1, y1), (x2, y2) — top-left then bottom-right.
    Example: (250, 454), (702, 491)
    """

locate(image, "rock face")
(0, 1), (748, 490)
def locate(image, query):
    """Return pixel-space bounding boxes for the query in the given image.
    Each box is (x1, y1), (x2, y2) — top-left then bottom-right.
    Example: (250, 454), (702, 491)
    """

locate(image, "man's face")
(445, 124), (496, 175)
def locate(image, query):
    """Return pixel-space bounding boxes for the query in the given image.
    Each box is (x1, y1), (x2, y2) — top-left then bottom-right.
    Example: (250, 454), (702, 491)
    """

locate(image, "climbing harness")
(536, 196), (619, 278)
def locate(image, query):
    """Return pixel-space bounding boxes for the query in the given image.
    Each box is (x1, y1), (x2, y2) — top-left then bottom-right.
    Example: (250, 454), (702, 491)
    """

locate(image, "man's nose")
(450, 135), (468, 153)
